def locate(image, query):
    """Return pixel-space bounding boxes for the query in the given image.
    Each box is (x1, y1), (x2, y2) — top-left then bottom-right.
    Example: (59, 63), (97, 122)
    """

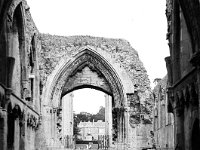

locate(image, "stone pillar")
(19, 114), (25, 150)
(117, 110), (120, 143)
(122, 110), (125, 143)
(118, 110), (123, 150)
(119, 111), (122, 143)
(50, 109), (54, 146)
(174, 106), (184, 150)
(62, 92), (74, 148)
(0, 108), (7, 150)
(14, 117), (20, 150)
(118, 109), (126, 149)
(53, 108), (57, 139)
(115, 108), (124, 150)
(105, 94), (112, 147)
(124, 107), (129, 148)
(43, 106), (52, 147)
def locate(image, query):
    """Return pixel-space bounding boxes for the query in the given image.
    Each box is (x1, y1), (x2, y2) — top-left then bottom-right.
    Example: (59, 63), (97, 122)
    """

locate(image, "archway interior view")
(59, 88), (113, 149)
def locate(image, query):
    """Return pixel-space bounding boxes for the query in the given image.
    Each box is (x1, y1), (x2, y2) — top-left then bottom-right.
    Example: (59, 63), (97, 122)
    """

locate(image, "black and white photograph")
(0, 0), (199, 149)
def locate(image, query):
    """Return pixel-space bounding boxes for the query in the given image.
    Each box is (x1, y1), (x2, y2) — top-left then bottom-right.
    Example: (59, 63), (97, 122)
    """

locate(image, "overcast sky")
(26, 0), (169, 114)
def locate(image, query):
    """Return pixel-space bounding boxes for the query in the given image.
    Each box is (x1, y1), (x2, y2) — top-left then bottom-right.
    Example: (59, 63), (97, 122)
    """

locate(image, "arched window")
(10, 3), (25, 98)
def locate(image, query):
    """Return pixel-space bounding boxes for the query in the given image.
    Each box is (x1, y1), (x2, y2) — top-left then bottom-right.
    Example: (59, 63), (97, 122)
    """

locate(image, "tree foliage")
(74, 106), (105, 123)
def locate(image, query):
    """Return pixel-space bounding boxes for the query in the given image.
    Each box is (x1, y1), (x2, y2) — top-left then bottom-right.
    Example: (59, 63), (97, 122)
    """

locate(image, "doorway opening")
(60, 88), (113, 149)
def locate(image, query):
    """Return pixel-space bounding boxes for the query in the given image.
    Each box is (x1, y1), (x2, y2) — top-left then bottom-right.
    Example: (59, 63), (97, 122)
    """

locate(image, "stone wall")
(39, 34), (154, 149)
(165, 0), (200, 149)
(0, 1), (41, 150)
(153, 76), (174, 150)
(39, 34), (150, 93)
(39, 33), (153, 120)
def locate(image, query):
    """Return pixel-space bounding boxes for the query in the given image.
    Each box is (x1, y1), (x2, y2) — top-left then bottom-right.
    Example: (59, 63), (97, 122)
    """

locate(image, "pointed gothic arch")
(6, 1), (26, 98)
(42, 46), (134, 147)
(42, 46), (129, 109)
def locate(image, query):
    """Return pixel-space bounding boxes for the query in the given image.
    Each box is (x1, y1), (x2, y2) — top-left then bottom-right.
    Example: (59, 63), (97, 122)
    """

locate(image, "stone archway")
(42, 47), (130, 108)
(42, 46), (134, 148)
(39, 34), (152, 150)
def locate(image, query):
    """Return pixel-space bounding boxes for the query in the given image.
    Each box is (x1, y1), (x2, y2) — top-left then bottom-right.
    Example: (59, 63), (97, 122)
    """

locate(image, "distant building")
(78, 120), (105, 140)
(79, 112), (92, 116)
(152, 76), (174, 150)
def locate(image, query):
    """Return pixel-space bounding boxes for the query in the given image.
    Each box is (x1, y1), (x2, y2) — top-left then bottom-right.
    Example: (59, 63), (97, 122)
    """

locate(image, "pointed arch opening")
(43, 47), (125, 108)
(7, 2), (26, 98)
(42, 47), (129, 148)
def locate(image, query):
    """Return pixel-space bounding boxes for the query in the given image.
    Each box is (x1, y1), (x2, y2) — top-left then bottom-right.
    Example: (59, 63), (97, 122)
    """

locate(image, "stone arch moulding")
(6, 0), (26, 88)
(6, 0), (25, 37)
(42, 46), (134, 109)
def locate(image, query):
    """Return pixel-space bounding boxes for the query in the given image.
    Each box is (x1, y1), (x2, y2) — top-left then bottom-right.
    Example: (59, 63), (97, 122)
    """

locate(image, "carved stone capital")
(27, 114), (38, 130)
(22, 79), (28, 87)
(0, 107), (7, 118)
(5, 88), (12, 101)
(167, 88), (174, 105)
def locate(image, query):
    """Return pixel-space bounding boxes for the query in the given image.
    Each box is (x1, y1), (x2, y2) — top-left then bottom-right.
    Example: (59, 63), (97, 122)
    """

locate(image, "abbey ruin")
(0, 0), (200, 150)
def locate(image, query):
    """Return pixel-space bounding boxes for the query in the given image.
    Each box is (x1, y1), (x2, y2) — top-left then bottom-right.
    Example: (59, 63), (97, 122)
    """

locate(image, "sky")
(26, 0), (169, 114)
(73, 88), (105, 114)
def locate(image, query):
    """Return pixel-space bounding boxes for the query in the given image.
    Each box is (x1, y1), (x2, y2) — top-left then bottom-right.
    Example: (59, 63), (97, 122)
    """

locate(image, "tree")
(73, 114), (81, 140)
(98, 106), (105, 116)
(90, 106), (105, 122)
(76, 112), (92, 122)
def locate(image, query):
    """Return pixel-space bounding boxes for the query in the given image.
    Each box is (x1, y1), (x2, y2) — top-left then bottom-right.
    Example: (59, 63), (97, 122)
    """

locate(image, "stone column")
(174, 106), (184, 150)
(53, 108), (57, 139)
(62, 93), (74, 148)
(119, 111), (123, 143)
(122, 110), (125, 143)
(19, 114), (25, 150)
(43, 106), (52, 147)
(0, 108), (7, 150)
(117, 109), (121, 143)
(115, 108), (123, 150)
(124, 107), (129, 148)
(14, 117), (20, 150)
(105, 94), (112, 147)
